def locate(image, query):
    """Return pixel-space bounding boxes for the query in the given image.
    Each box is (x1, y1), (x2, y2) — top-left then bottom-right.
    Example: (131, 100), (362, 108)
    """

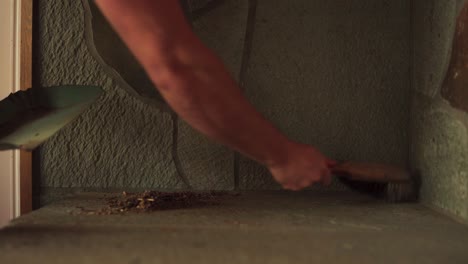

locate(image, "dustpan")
(0, 85), (103, 151)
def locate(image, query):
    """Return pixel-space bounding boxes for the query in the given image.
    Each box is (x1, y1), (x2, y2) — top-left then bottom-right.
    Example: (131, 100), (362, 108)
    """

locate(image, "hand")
(268, 141), (335, 191)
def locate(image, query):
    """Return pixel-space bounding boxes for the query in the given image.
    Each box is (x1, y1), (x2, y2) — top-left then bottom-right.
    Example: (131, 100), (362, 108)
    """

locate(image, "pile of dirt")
(79, 191), (237, 215)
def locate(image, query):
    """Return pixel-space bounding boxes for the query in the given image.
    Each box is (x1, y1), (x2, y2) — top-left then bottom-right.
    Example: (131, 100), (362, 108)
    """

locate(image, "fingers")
(282, 169), (331, 191)
(277, 159), (334, 191)
(283, 180), (309, 191)
(282, 177), (312, 191)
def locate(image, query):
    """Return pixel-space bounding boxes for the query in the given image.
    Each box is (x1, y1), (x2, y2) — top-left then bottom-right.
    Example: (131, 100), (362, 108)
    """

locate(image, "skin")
(94, 0), (335, 190)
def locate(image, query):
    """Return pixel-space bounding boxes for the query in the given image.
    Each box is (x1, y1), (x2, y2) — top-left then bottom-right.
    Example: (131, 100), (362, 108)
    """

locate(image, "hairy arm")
(95, 0), (332, 190)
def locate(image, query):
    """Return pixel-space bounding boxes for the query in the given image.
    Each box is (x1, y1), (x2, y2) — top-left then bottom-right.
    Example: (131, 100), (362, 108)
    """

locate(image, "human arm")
(94, 0), (333, 190)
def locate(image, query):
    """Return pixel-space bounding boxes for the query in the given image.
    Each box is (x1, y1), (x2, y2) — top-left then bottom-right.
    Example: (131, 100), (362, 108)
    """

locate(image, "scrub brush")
(330, 161), (421, 203)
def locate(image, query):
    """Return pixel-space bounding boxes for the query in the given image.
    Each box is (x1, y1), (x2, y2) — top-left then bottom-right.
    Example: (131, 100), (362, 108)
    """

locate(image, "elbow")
(145, 56), (191, 92)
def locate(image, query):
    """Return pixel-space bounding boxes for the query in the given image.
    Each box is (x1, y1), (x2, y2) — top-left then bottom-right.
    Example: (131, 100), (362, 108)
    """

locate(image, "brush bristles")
(338, 176), (420, 203)
(385, 181), (418, 203)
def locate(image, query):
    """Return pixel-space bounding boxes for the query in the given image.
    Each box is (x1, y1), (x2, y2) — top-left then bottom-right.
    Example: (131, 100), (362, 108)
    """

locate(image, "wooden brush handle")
(330, 161), (411, 183)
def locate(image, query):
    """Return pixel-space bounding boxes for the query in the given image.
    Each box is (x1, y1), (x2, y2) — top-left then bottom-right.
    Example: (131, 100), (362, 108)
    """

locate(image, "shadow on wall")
(85, 0), (166, 107)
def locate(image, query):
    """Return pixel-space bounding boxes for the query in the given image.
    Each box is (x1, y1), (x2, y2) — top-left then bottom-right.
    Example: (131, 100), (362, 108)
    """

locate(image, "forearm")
(95, 0), (291, 166)
(154, 47), (290, 166)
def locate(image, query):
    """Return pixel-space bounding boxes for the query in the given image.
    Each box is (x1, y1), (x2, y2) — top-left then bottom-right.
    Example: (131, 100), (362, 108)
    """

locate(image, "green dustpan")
(0, 85), (103, 151)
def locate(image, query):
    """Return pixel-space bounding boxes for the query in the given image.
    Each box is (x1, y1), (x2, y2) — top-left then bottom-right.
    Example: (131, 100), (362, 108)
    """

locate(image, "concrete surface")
(35, 0), (411, 192)
(410, 0), (468, 221)
(1, 192), (468, 264)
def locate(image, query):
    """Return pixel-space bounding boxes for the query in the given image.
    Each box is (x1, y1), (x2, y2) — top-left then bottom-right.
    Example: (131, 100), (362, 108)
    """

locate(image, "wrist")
(263, 137), (293, 169)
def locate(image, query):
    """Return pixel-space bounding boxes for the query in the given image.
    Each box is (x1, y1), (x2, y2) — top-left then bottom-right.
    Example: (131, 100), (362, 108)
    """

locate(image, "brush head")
(331, 161), (421, 203)
(385, 179), (420, 203)
(338, 172), (421, 203)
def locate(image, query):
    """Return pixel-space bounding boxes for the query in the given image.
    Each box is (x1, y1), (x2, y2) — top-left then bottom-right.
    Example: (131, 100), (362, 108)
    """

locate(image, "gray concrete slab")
(1, 192), (467, 263)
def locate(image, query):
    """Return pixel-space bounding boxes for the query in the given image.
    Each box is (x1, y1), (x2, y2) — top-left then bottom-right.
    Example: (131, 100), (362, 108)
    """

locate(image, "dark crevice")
(33, 0), (44, 209)
(171, 113), (193, 190)
(408, 0), (415, 170)
(32, 148), (42, 210)
(238, 0), (258, 90)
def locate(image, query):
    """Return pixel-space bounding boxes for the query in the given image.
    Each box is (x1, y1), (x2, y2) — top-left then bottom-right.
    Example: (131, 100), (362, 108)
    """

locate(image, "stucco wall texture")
(411, 0), (468, 221)
(36, 1), (410, 192)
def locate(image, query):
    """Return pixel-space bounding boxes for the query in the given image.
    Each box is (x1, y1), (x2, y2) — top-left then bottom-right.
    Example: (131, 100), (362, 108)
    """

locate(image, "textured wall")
(35, 1), (185, 190)
(36, 0), (410, 192)
(411, 0), (468, 220)
(240, 0), (411, 188)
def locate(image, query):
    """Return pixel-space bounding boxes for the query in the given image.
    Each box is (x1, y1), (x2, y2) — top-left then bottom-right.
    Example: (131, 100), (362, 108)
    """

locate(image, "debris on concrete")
(77, 191), (238, 215)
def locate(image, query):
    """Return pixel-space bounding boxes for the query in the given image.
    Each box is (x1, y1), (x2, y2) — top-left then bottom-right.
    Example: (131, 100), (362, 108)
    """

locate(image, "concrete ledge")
(2, 191), (467, 264)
